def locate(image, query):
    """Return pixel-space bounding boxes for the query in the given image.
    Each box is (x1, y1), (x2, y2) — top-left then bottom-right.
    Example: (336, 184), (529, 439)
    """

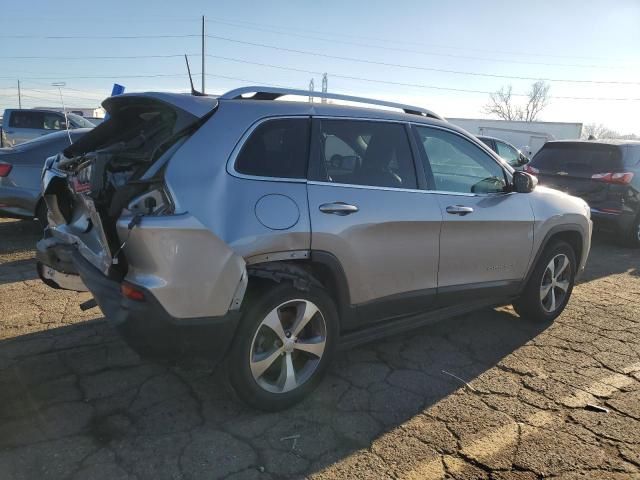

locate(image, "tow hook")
(79, 298), (98, 311)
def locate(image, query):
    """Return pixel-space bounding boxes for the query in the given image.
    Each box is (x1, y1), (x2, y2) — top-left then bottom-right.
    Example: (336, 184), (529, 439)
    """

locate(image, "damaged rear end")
(37, 93), (247, 364)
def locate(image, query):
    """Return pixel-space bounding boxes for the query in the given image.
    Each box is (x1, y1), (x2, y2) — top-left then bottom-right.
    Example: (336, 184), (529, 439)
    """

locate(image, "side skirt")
(338, 297), (516, 350)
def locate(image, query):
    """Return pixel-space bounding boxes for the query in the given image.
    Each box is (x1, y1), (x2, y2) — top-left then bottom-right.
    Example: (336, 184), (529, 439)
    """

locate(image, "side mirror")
(513, 171), (538, 193)
(518, 153), (530, 166)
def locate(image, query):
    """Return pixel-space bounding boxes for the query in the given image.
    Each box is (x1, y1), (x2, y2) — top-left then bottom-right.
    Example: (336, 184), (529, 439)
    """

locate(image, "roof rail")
(219, 86), (444, 121)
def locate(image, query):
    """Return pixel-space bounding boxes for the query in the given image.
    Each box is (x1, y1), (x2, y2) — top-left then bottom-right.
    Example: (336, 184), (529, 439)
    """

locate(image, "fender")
(521, 223), (586, 291)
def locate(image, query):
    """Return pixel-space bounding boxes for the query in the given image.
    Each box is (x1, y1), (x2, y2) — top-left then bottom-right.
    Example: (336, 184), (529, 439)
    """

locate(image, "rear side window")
(9, 111), (47, 129)
(313, 119), (417, 189)
(531, 143), (623, 175)
(235, 118), (310, 178)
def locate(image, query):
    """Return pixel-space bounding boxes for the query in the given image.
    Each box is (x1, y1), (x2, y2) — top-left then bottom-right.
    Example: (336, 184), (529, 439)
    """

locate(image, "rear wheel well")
(245, 257), (352, 330)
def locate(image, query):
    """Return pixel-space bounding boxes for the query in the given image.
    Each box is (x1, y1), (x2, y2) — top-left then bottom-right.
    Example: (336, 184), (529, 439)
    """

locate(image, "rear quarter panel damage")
(117, 213), (246, 319)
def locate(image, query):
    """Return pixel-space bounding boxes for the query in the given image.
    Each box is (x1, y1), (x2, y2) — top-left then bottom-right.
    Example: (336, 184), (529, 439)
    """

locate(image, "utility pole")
(201, 15), (205, 94)
(17, 80), (22, 109)
(321, 73), (328, 103)
(309, 78), (314, 103)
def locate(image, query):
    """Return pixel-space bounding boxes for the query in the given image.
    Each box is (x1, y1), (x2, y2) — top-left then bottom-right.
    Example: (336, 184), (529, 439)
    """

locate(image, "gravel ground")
(0, 217), (639, 480)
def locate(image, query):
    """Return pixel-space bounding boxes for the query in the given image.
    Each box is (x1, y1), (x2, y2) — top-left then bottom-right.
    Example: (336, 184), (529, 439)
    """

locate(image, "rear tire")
(227, 281), (338, 411)
(513, 240), (576, 323)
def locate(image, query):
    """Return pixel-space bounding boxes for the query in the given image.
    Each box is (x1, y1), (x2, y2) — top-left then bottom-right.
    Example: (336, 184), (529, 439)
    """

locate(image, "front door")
(412, 125), (534, 303)
(308, 118), (442, 326)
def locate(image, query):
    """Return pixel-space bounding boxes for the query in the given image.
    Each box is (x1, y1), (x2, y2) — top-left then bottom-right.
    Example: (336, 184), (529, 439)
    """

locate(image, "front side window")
(495, 141), (520, 166)
(315, 119), (417, 189)
(43, 113), (65, 130)
(235, 118), (310, 178)
(415, 126), (506, 194)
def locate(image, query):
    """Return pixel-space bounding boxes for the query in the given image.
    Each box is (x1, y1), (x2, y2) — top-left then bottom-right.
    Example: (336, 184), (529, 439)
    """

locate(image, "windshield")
(66, 113), (96, 128)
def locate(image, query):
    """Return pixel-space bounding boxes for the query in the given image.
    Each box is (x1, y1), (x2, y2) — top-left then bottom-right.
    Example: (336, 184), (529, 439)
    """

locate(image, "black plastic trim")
(521, 224), (585, 289)
(437, 280), (521, 307)
(356, 287), (437, 325)
(339, 297), (511, 350)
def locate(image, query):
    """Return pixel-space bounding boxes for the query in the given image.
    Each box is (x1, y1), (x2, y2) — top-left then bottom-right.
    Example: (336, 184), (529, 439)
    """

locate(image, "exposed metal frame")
(220, 86), (444, 121)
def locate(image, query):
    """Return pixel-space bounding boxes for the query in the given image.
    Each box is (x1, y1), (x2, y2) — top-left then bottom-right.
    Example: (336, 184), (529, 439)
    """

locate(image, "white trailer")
(447, 118), (583, 157)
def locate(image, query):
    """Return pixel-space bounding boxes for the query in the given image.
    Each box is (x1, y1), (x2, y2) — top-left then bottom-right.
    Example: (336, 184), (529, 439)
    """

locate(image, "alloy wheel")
(249, 299), (327, 394)
(539, 253), (571, 313)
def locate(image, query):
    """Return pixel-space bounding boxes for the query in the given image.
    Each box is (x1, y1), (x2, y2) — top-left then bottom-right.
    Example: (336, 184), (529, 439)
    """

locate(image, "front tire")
(513, 240), (576, 323)
(227, 282), (338, 411)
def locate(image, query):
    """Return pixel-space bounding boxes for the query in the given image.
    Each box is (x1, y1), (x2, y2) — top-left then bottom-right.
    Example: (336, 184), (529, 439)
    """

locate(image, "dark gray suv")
(37, 87), (592, 410)
(526, 140), (640, 247)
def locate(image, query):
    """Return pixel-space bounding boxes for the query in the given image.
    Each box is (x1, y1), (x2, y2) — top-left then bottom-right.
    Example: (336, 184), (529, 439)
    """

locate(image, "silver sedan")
(0, 128), (91, 225)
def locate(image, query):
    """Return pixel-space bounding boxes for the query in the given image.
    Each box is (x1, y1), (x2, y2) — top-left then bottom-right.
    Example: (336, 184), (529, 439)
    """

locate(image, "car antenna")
(184, 55), (205, 97)
(52, 82), (72, 145)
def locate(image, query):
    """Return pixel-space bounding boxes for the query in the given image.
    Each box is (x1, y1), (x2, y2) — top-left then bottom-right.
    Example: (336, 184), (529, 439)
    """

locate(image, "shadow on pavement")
(0, 219), (41, 257)
(0, 221), (637, 478)
(579, 230), (640, 283)
(0, 304), (547, 479)
(0, 258), (38, 285)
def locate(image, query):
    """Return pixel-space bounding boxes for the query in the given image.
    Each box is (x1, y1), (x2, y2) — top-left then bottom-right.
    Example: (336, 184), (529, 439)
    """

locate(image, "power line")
(203, 54), (640, 101)
(0, 53), (193, 60)
(0, 13), (628, 64)
(3, 36), (633, 86)
(203, 16), (622, 62)
(0, 73), (190, 80)
(4, 60), (640, 103)
(0, 34), (198, 39)
(203, 17), (630, 70)
(0, 24), (628, 70)
(204, 34), (640, 86)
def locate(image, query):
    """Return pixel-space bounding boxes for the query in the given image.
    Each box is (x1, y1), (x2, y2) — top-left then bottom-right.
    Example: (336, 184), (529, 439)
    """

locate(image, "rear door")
(530, 142), (624, 205)
(412, 125), (534, 302)
(307, 118), (442, 326)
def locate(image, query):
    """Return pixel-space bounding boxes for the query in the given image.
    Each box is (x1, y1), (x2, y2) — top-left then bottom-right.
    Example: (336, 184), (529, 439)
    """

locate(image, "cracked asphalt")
(0, 217), (639, 480)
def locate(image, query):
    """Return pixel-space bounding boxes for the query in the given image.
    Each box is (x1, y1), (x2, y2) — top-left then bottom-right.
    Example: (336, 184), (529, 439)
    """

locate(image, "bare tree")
(483, 81), (550, 122)
(582, 123), (620, 140)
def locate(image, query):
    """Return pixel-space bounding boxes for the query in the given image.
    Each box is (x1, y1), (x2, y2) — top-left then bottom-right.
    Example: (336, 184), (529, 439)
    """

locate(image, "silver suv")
(37, 87), (592, 410)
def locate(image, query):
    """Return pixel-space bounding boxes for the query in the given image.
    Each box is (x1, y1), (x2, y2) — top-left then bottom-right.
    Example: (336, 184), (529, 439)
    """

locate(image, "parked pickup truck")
(0, 109), (95, 147)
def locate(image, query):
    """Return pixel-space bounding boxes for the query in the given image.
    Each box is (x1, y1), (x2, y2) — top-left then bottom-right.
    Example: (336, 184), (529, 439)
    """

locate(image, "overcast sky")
(1, 0), (638, 133)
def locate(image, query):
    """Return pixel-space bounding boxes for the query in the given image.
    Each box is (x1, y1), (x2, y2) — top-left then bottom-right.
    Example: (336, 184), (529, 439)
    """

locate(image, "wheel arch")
(523, 225), (584, 289)
(245, 250), (356, 331)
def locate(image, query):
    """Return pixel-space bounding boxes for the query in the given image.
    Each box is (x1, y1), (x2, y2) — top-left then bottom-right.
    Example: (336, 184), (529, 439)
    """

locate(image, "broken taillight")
(0, 162), (12, 177)
(121, 282), (145, 301)
(591, 172), (634, 185)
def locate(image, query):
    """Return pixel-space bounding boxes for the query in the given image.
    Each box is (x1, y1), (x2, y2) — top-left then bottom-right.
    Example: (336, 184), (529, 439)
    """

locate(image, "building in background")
(447, 118), (583, 157)
(34, 106), (105, 118)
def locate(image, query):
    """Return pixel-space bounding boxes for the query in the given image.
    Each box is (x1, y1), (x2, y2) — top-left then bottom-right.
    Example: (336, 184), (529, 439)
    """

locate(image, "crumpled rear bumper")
(37, 240), (240, 365)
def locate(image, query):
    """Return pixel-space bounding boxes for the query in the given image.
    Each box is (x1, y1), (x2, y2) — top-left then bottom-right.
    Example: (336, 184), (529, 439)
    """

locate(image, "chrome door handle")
(319, 202), (359, 215)
(446, 205), (474, 216)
